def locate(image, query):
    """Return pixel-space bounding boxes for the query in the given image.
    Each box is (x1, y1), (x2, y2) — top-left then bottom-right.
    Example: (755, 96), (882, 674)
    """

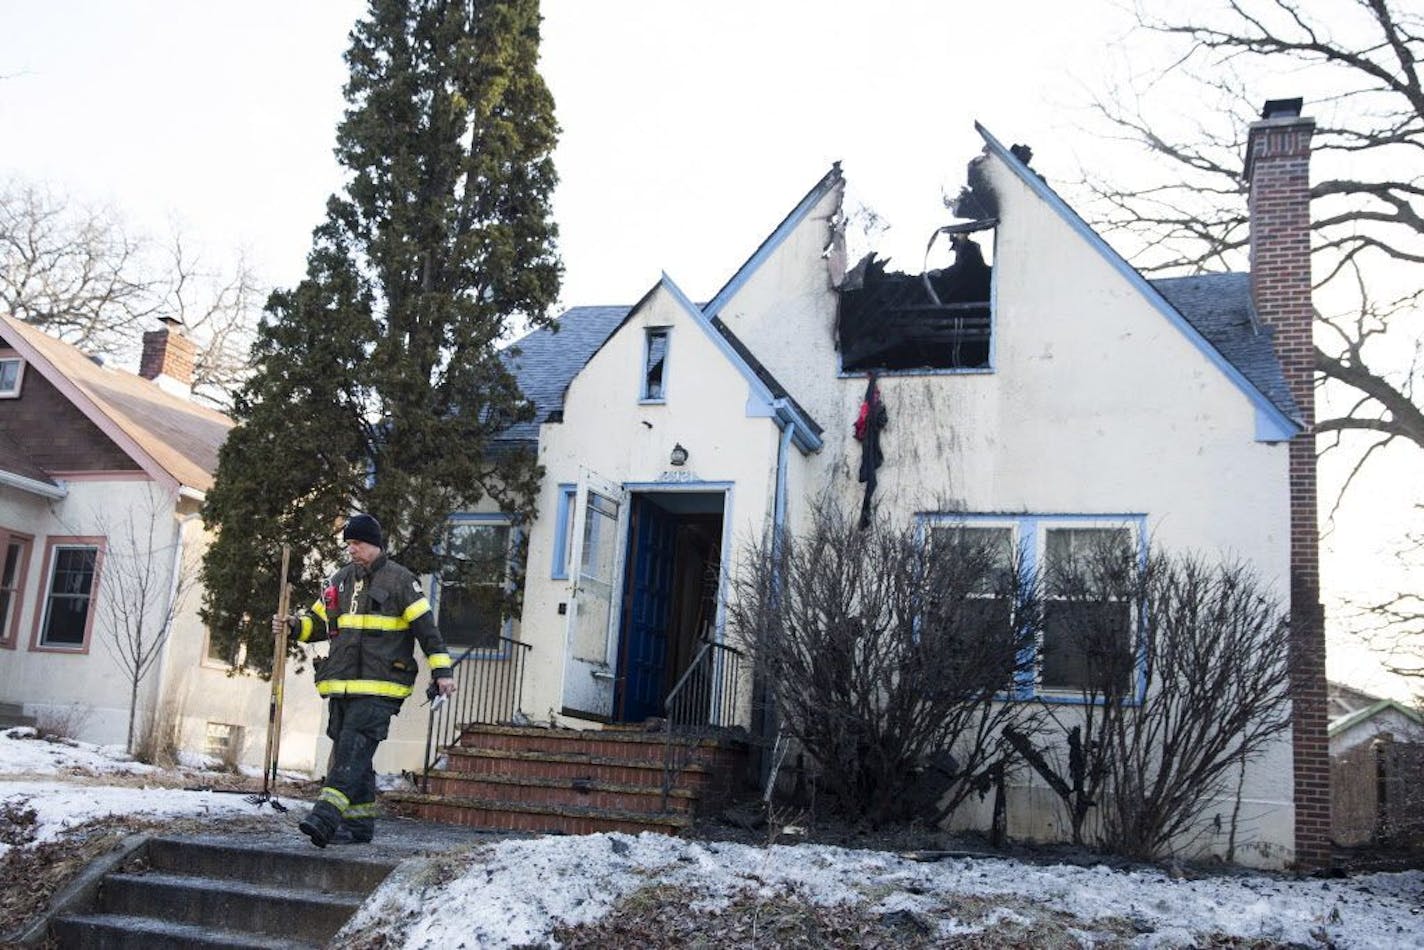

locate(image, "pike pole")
(256, 544), (292, 808)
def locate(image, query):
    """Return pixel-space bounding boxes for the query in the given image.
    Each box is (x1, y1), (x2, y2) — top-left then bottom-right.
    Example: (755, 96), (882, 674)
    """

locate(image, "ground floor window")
(921, 513), (1143, 700)
(436, 516), (513, 653)
(0, 529), (32, 648)
(35, 538), (103, 650)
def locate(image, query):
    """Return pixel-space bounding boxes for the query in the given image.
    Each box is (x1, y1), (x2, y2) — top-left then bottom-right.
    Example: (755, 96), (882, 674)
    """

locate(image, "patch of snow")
(5, 725), (1423, 950)
(0, 727), (156, 777)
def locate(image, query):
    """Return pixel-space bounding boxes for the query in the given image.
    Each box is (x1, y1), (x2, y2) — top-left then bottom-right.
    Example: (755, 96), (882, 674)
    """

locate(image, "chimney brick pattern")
(139, 323), (197, 386)
(1247, 114), (1329, 869)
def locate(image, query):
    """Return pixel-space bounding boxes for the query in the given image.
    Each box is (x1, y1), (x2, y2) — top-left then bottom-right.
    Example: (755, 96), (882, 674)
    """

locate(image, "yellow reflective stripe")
(428, 652), (452, 670)
(319, 787), (350, 810)
(312, 600), (329, 622)
(315, 679), (413, 699)
(344, 802), (379, 819)
(403, 597), (432, 623)
(297, 616), (315, 642)
(338, 613), (409, 631)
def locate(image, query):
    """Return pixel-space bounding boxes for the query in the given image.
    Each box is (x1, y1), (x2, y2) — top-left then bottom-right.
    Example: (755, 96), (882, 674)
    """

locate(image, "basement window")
(204, 722), (243, 759)
(642, 328), (670, 402)
(839, 224), (995, 373)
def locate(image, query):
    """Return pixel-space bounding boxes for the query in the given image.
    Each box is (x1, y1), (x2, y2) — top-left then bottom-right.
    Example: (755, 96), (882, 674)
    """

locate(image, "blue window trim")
(918, 511), (1148, 705)
(431, 512), (520, 660)
(639, 326), (671, 404)
(550, 484), (576, 579)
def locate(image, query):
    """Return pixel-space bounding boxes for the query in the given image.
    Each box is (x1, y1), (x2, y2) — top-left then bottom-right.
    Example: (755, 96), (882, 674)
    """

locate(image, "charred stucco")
(835, 143), (1032, 374)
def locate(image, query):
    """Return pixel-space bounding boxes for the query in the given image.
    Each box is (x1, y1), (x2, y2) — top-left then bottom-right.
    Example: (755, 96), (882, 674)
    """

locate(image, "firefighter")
(274, 513), (456, 847)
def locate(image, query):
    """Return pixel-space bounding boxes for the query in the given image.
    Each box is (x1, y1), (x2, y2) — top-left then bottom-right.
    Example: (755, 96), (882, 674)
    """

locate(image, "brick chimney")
(1246, 97), (1328, 869)
(139, 316), (197, 398)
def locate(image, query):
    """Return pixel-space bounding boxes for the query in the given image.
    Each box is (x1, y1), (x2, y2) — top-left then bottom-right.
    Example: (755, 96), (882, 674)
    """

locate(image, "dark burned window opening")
(839, 220), (995, 373)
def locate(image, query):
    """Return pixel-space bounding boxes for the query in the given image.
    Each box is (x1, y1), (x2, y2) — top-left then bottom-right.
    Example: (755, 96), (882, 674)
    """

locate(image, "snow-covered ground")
(3, 727), (1422, 948)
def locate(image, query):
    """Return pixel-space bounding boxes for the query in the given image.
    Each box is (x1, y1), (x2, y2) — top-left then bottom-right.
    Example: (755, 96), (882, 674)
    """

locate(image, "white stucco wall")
(0, 479), (322, 772)
(707, 152), (1295, 866)
(517, 282), (787, 729)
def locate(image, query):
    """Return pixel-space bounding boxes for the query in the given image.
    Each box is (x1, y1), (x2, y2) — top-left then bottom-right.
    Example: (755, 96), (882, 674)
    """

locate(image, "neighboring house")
(0, 316), (323, 772)
(1328, 682), (1424, 848)
(384, 102), (1326, 868)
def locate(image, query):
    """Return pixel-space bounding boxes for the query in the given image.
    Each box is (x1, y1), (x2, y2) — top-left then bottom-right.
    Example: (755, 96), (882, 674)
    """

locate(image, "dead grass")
(545, 883), (1299, 950)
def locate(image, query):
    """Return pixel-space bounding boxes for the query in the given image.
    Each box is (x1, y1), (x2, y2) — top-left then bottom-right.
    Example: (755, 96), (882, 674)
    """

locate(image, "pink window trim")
(28, 535), (106, 655)
(0, 527), (34, 650)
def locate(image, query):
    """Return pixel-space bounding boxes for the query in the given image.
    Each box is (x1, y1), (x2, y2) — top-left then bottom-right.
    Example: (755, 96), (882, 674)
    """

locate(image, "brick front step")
(384, 791), (692, 836)
(458, 723), (745, 770)
(441, 746), (714, 792)
(426, 770), (696, 815)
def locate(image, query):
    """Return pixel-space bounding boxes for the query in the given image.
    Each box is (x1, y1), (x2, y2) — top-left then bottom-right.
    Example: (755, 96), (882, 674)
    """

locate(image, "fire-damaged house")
(378, 105), (1325, 869)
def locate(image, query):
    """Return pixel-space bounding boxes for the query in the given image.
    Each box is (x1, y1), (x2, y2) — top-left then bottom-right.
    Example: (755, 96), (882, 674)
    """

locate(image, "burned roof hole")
(838, 229), (994, 373)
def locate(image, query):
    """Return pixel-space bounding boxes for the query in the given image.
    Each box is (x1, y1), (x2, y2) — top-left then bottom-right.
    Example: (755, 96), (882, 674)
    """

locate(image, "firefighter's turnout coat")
(295, 554), (453, 699)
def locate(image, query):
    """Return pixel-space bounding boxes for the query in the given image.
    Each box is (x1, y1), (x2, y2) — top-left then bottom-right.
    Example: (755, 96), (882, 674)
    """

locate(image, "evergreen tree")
(201, 0), (560, 669)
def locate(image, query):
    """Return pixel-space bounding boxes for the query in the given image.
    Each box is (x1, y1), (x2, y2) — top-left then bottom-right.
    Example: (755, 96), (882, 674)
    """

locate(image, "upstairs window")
(642, 328), (670, 401)
(838, 225), (995, 373)
(0, 356), (24, 398)
(436, 518), (512, 652)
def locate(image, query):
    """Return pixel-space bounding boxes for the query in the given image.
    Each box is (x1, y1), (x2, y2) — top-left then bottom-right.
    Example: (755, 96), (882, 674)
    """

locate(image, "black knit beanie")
(342, 513), (383, 549)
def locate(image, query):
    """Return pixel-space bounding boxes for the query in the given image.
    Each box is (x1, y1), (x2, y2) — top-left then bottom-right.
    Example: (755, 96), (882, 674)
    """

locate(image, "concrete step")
(144, 836), (395, 893)
(46, 834), (397, 948)
(385, 790), (693, 836)
(96, 871), (362, 942)
(50, 912), (321, 949)
(442, 745), (715, 791)
(426, 769), (696, 814)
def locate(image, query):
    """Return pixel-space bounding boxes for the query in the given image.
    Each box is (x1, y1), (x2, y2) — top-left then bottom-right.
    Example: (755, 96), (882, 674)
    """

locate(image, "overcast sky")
(0, 1), (1138, 307)
(1, 1), (1415, 700)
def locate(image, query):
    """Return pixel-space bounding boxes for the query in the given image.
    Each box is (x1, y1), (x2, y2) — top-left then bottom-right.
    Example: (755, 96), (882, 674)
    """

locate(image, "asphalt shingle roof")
(501, 277), (1297, 448)
(0, 315), (233, 491)
(498, 306), (631, 444)
(1150, 273), (1300, 424)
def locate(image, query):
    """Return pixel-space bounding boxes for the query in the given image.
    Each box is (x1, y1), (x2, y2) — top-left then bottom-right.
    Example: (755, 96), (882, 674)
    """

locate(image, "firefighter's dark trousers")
(304, 695), (401, 844)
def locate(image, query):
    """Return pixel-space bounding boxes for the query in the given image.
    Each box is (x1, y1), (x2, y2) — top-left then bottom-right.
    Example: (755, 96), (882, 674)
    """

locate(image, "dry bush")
(33, 703), (92, 741)
(132, 699), (181, 767)
(728, 501), (1041, 826)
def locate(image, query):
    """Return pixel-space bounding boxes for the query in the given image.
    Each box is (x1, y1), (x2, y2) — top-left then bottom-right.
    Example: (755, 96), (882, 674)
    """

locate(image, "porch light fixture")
(670, 443), (689, 466)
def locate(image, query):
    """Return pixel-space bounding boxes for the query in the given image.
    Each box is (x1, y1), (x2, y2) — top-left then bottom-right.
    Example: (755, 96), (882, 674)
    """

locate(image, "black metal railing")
(661, 639), (744, 809)
(421, 636), (532, 791)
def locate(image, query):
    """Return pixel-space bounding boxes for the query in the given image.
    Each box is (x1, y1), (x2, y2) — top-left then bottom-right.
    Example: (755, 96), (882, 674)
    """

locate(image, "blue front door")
(616, 496), (678, 722)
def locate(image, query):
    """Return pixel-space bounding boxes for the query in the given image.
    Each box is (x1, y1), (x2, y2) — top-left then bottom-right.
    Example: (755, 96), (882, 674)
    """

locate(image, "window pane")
(931, 525), (1014, 594)
(436, 583), (501, 650)
(438, 523), (510, 651)
(644, 329), (668, 400)
(0, 359), (18, 392)
(1041, 601), (1133, 693)
(0, 540), (20, 641)
(43, 546), (96, 646)
(1045, 527), (1132, 593)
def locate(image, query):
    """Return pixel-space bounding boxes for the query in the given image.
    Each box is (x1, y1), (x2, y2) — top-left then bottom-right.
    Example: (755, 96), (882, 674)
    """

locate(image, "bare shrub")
(1011, 539), (1293, 860)
(133, 699), (181, 767)
(33, 703), (92, 742)
(727, 501), (1041, 826)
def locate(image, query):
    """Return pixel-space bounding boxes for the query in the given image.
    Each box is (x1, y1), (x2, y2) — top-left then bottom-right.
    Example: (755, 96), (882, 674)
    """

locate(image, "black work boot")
(298, 801), (342, 848)
(332, 818), (374, 844)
